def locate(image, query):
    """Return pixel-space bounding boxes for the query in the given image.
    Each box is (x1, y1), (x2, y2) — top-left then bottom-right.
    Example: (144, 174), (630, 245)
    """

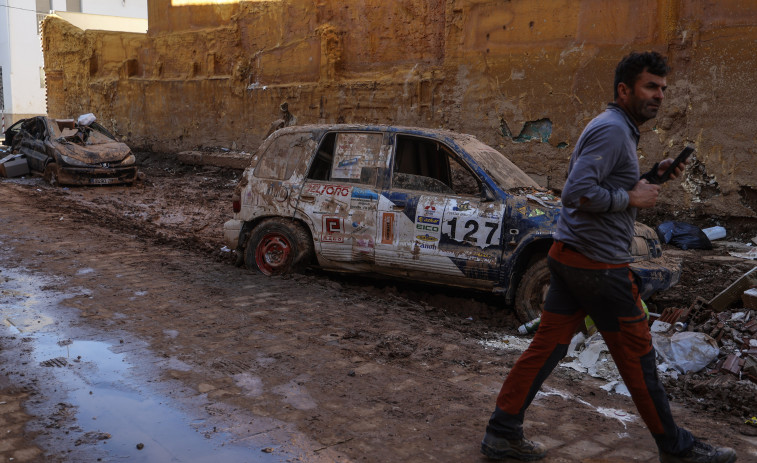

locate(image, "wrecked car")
(224, 125), (680, 321)
(3, 116), (138, 186)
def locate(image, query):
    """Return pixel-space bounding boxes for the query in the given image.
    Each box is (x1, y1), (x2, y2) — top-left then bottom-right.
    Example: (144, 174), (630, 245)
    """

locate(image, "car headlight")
(120, 154), (136, 166)
(58, 153), (90, 167)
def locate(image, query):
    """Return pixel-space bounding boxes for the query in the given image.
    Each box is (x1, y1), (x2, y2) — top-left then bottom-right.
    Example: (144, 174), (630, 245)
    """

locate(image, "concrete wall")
(42, 0), (757, 219)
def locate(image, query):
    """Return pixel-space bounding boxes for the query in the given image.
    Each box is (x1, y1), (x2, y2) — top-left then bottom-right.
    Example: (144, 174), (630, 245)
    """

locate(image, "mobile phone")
(655, 145), (695, 184)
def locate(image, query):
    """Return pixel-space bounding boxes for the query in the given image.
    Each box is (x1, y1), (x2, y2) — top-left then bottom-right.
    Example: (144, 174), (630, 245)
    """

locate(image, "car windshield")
(49, 119), (116, 146)
(452, 134), (540, 190)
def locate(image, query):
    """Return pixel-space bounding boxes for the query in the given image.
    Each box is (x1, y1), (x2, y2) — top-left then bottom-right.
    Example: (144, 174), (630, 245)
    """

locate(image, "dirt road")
(1, 154), (755, 462)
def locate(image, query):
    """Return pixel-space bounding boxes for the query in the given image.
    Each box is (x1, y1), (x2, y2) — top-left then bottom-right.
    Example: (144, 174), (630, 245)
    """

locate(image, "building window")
(35, 0), (51, 13)
(66, 0), (81, 12)
(40, 67), (46, 89)
(36, 0), (51, 34)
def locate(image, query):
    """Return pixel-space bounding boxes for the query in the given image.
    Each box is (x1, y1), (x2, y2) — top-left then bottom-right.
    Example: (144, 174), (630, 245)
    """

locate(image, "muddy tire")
(43, 163), (59, 187)
(245, 218), (313, 276)
(514, 255), (550, 323)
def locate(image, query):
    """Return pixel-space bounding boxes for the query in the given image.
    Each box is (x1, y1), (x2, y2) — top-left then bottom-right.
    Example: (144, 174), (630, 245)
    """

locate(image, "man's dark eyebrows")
(644, 81), (667, 90)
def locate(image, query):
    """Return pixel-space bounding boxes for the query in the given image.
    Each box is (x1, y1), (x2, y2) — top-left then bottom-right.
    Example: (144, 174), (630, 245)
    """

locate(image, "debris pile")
(657, 306), (757, 383)
(655, 267), (757, 384)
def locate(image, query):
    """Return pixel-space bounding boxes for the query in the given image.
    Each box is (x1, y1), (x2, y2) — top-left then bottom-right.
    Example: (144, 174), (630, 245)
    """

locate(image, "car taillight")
(233, 200), (241, 213)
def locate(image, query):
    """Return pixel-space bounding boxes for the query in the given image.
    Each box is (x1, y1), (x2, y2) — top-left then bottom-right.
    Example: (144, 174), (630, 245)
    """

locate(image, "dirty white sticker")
(331, 133), (382, 179)
(414, 197), (445, 252)
(442, 200), (503, 248)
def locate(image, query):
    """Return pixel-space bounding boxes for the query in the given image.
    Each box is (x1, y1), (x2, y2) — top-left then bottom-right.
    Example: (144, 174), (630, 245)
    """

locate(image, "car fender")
(500, 232), (554, 304)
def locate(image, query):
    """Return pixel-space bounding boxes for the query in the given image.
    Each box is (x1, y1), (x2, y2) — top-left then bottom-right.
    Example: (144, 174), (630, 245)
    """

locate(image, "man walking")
(481, 51), (737, 463)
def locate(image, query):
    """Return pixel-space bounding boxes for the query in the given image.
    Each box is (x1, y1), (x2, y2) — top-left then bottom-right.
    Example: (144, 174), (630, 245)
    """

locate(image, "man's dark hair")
(613, 51), (670, 99)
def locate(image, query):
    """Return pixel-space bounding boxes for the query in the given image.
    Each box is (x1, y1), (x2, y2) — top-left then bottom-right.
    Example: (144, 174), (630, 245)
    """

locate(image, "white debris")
(729, 248), (757, 260)
(652, 331), (720, 374)
(479, 335), (532, 352)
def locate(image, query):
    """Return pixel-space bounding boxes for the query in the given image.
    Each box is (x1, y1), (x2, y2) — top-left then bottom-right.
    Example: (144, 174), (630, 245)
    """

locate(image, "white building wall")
(0, 2), (10, 118)
(6, 0), (47, 118)
(81, 0), (147, 19)
(0, 0), (146, 126)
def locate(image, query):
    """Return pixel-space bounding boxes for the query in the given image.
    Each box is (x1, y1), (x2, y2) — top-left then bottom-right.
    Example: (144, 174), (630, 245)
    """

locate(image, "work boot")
(659, 439), (737, 463)
(480, 432), (547, 461)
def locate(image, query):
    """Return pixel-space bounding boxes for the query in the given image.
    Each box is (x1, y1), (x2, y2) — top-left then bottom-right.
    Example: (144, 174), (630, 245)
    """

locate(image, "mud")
(0, 153), (756, 462)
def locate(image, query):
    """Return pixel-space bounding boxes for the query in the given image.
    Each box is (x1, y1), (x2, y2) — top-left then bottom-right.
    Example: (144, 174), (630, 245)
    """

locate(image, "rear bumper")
(57, 165), (138, 186)
(629, 256), (682, 300)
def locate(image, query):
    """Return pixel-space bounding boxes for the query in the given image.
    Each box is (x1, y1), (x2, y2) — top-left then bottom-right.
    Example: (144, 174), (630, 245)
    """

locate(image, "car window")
(307, 132), (381, 186)
(2, 120), (24, 145)
(22, 118), (47, 140)
(255, 132), (313, 180)
(393, 135), (480, 196)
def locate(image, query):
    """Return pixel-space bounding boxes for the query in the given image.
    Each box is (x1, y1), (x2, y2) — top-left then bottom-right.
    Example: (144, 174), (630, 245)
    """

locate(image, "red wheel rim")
(255, 233), (292, 275)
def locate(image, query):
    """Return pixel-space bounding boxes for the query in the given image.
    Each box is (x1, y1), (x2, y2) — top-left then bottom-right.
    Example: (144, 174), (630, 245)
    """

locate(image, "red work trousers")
(486, 241), (693, 454)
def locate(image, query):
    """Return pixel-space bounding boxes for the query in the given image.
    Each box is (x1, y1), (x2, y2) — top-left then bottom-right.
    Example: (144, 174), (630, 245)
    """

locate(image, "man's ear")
(617, 82), (631, 101)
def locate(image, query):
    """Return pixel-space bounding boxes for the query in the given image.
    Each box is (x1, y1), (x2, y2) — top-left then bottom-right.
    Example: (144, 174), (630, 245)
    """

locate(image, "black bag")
(656, 221), (713, 250)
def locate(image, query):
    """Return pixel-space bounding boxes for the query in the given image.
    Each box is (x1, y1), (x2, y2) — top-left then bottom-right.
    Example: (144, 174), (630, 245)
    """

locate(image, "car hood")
(53, 140), (132, 164)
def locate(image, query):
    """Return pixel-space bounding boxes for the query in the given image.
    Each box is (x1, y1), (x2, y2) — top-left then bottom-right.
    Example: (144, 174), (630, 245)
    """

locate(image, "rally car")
(223, 125), (679, 322)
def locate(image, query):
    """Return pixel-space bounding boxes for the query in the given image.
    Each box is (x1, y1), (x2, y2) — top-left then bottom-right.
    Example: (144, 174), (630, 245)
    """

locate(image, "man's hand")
(628, 179), (660, 209)
(656, 158), (687, 181)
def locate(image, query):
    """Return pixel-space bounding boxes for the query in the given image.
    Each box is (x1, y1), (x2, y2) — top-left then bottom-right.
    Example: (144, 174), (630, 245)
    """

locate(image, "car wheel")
(514, 255), (550, 323)
(245, 218), (313, 276)
(43, 163), (59, 187)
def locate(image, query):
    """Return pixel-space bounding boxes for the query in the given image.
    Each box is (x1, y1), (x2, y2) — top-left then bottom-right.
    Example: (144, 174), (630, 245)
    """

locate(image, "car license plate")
(91, 178), (117, 185)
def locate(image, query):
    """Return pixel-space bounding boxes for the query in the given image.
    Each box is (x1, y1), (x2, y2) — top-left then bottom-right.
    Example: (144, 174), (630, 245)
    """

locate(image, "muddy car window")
(447, 154), (480, 196)
(307, 132), (381, 186)
(22, 118), (46, 140)
(393, 135), (479, 196)
(254, 132), (313, 180)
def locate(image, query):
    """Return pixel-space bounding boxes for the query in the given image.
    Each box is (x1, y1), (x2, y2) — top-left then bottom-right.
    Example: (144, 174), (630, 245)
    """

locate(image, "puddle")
(0, 266), (286, 462)
(29, 334), (280, 462)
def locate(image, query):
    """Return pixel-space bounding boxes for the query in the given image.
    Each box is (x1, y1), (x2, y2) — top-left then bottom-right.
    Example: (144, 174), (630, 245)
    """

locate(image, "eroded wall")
(43, 0), (757, 218)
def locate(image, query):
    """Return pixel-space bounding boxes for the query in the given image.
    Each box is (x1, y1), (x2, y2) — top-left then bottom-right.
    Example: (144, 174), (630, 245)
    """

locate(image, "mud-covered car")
(3, 116), (137, 186)
(224, 125), (680, 321)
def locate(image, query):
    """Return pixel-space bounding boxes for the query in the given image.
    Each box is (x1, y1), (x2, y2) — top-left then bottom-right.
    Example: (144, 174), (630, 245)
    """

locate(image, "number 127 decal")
(444, 217), (501, 246)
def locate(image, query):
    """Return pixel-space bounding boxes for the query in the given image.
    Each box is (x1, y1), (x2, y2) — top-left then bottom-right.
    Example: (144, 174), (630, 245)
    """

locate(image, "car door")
(375, 133), (504, 285)
(300, 130), (390, 265)
(14, 117), (49, 173)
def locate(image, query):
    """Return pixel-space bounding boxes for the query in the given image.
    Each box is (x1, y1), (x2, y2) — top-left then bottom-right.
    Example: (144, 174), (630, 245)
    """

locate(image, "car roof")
(272, 124), (477, 142)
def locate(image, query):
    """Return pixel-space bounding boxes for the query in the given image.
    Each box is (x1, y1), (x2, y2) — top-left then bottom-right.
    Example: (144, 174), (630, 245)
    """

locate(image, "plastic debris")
(702, 226), (726, 241)
(652, 331), (720, 374)
(729, 248), (757, 260)
(562, 332), (622, 384)
(77, 113), (96, 126)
